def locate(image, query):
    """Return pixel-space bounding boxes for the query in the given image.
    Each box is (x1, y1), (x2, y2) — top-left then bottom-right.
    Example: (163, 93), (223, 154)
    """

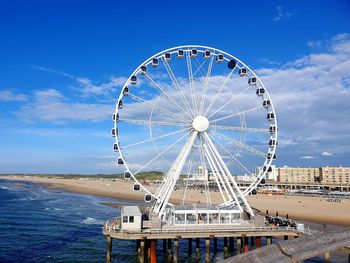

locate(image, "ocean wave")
(82, 217), (104, 225)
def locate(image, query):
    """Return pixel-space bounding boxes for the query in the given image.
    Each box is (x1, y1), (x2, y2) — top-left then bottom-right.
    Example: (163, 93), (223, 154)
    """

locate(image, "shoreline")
(1, 175), (350, 227)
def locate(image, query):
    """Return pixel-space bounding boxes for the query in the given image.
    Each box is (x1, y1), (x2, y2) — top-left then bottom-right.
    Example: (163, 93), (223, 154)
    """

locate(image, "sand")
(1, 175), (350, 226)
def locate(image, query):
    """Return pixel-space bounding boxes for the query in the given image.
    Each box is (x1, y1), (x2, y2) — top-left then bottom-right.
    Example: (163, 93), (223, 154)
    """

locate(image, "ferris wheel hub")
(192, 115), (209, 132)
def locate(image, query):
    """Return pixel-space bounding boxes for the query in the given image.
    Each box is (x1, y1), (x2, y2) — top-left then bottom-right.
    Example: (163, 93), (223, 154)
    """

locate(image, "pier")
(103, 215), (303, 263)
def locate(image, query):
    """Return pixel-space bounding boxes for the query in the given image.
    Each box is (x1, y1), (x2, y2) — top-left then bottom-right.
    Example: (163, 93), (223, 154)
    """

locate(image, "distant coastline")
(1, 174), (350, 227)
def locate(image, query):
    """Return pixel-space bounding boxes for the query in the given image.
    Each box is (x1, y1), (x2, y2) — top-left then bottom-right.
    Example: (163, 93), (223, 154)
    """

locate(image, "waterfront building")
(278, 166), (320, 183)
(320, 166), (350, 184)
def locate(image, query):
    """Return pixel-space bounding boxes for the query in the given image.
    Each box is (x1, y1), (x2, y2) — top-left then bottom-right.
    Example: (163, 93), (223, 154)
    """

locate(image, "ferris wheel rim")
(113, 45), (278, 203)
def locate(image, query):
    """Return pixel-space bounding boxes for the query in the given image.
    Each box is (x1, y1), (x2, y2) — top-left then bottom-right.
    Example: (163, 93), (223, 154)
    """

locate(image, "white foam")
(82, 217), (104, 225)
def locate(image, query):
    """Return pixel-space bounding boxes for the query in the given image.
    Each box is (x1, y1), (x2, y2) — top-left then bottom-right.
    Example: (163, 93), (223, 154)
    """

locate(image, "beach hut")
(121, 206), (142, 231)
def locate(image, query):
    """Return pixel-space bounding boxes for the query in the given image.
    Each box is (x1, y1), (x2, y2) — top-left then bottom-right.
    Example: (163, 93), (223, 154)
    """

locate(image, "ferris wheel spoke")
(213, 125), (267, 133)
(210, 130), (267, 158)
(210, 106), (264, 124)
(161, 58), (195, 117)
(207, 86), (251, 119)
(128, 93), (188, 123)
(133, 131), (190, 175)
(119, 118), (187, 127)
(204, 66), (237, 115)
(122, 128), (188, 149)
(143, 73), (193, 120)
(193, 58), (207, 77)
(211, 135), (252, 176)
(199, 54), (214, 114)
(186, 50), (199, 115)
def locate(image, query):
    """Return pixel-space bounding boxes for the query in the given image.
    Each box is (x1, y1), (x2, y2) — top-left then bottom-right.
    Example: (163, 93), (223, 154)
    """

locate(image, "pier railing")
(103, 220), (311, 236)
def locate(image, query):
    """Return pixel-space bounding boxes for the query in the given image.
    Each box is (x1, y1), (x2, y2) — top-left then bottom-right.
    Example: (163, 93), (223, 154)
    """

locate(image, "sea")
(0, 179), (348, 263)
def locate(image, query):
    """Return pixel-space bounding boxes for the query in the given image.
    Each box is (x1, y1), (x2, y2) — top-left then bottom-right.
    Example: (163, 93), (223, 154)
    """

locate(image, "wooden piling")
(214, 237), (217, 253)
(163, 239), (166, 254)
(236, 237), (242, 255)
(196, 238), (200, 261)
(174, 239), (179, 263)
(205, 237), (210, 263)
(136, 239), (140, 257)
(256, 236), (262, 248)
(188, 238), (192, 255)
(243, 237), (249, 253)
(250, 236), (255, 249)
(229, 237), (234, 255)
(139, 238), (145, 263)
(150, 239), (157, 263)
(266, 236), (272, 245)
(223, 237), (228, 258)
(324, 252), (330, 263)
(106, 235), (112, 263)
(167, 239), (172, 263)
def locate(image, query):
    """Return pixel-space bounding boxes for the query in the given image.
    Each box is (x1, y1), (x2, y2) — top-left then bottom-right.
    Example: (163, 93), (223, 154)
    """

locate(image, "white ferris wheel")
(112, 45), (278, 221)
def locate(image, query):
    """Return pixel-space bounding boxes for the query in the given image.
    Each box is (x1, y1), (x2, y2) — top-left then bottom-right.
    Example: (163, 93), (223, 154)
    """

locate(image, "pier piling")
(196, 238), (200, 261)
(167, 239), (172, 262)
(229, 237), (234, 255)
(223, 237), (228, 258)
(140, 238), (145, 263)
(256, 236), (262, 248)
(205, 237), (210, 263)
(150, 240), (157, 263)
(236, 237), (241, 255)
(174, 238), (179, 263)
(106, 236), (112, 263)
(214, 237), (218, 253)
(250, 236), (255, 249)
(266, 236), (272, 245)
(188, 238), (192, 255)
(163, 239), (166, 254)
(243, 237), (249, 252)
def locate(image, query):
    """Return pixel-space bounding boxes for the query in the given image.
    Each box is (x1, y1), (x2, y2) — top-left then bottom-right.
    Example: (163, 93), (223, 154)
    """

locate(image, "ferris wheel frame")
(112, 45), (278, 214)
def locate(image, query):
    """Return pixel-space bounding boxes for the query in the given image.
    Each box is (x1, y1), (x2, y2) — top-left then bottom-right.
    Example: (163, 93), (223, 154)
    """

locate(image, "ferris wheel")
(112, 45), (278, 219)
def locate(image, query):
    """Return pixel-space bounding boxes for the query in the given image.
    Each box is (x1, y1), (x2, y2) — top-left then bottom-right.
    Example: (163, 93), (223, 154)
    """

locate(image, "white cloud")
(300, 155), (315, 159)
(0, 90), (27, 102)
(322, 151), (333, 156)
(273, 6), (294, 22)
(15, 89), (112, 123)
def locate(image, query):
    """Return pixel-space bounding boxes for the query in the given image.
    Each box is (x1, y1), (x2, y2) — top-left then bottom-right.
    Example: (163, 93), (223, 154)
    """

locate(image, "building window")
(123, 216), (128, 223)
(129, 216), (134, 223)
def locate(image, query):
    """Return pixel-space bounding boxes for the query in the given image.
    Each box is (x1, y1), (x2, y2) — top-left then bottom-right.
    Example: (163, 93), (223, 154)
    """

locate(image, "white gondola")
(111, 128), (118, 137)
(140, 65), (147, 75)
(263, 100), (271, 108)
(228, 59), (236, 69)
(267, 112), (275, 121)
(133, 183), (140, 191)
(113, 143), (119, 152)
(164, 52), (171, 61)
(269, 125), (277, 133)
(144, 194), (152, 202)
(216, 53), (224, 63)
(256, 88), (265, 96)
(267, 153), (276, 160)
(118, 158), (124, 165)
(124, 171), (131, 180)
(269, 139), (277, 147)
(118, 100), (123, 109)
(248, 77), (257, 86)
(239, 68), (247, 77)
(112, 113), (119, 122)
(130, 75), (137, 85)
(203, 50), (211, 59)
(123, 87), (129, 96)
(177, 49), (184, 59)
(190, 49), (197, 58)
(152, 58), (159, 67)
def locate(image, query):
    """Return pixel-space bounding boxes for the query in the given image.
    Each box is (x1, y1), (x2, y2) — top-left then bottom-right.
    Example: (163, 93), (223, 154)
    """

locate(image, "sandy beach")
(1, 175), (350, 227)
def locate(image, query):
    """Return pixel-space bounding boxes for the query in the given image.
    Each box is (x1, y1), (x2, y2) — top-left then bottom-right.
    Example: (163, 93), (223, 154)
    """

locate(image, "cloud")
(321, 151), (333, 156)
(300, 155), (315, 159)
(273, 6), (294, 22)
(0, 90), (28, 102)
(33, 64), (127, 99)
(257, 33), (350, 159)
(15, 89), (112, 123)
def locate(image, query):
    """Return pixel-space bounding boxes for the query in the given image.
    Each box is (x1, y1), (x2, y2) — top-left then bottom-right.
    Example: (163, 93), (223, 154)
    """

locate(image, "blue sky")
(0, 0), (349, 173)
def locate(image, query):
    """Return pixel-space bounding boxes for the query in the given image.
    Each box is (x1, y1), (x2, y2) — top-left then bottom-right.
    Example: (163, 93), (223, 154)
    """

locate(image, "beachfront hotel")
(277, 165), (350, 185)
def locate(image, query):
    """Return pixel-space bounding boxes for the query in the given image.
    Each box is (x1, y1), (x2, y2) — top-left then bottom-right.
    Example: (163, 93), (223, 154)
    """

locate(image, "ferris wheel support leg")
(203, 134), (243, 212)
(152, 131), (198, 217)
(203, 132), (255, 218)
